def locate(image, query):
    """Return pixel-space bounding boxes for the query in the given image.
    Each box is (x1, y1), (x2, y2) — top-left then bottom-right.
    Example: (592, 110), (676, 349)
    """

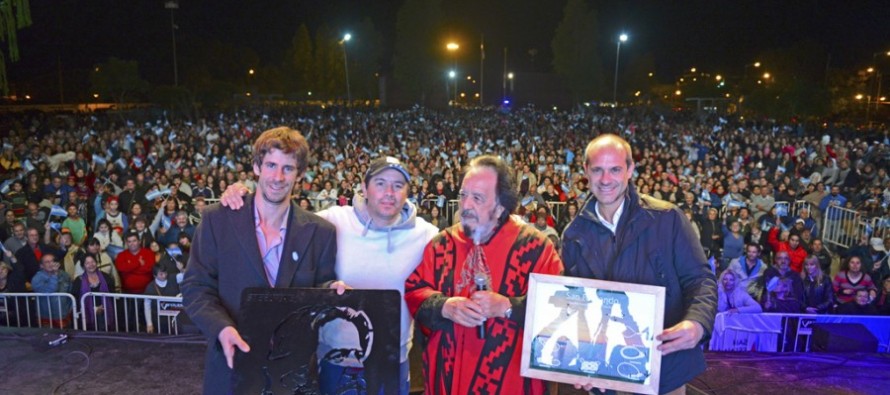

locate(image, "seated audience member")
(801, 255), (834, 314)
(810, 238), (833, 275)
(143, 263), (181, 334)
(727, 243), (768, 300)
(833, 255), (877, 305)
(835, 289), (878, 316)
(763, 278), (803, 313)
(70, 253), (117, 331)
(31, 253), (74, 327)
(717, 270), (762, 314)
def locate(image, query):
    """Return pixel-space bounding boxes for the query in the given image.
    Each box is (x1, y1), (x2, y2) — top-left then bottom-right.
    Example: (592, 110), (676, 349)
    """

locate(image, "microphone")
(474, 274), (488, 339)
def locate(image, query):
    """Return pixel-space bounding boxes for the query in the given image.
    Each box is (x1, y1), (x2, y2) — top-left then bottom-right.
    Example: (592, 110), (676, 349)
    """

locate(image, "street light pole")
(340, 33), (352, 106)
(165, 1), (179, 87)
(447, 43), (459, 105)
(613, 33), (628, 110)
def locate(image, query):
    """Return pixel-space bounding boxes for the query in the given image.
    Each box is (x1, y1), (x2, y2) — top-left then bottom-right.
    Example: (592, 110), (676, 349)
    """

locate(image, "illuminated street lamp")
(613, 33), (629, 108)
(447, 43), (459, 103)
(340, 33), (352, 105)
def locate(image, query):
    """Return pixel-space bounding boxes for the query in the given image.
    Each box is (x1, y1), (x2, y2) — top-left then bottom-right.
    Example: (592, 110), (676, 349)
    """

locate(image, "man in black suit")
(182, 127), (337, 395)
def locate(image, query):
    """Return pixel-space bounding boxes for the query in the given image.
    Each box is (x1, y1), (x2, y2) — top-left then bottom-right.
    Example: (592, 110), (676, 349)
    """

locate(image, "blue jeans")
(318, 359), (409, 395)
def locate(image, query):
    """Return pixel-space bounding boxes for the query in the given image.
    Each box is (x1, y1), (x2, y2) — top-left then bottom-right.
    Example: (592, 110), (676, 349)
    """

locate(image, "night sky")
(8, 0), (890, 93)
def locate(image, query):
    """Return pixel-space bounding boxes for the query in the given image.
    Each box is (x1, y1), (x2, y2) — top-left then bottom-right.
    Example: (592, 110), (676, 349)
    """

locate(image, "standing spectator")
(532, 205), (559, 239)
(405, 155), (563, 395)
(763, 277), (803, 313)
(722, 220), (745, 269)
(727, 243), (769, 300)
(760, 251), (805, 305)
(699, 208), (722, 258)
(61, 202), (87, 246)
(14, 227), (61, 287)
(846, 237), (888, 285)
(115, 230), (156, 294)
(143, 264), (180, 334)
(31, 253), (73, 327)
(811, 238), (834, 275)
(156, 210), (195, 247)
(767, 227), (807, 273)
(93, 219), (123, 252)
(70, 253), (116, 331)
(750, 186), (775, 222)
(818, 186), (847, 224)
(562, 135), (716, 394)
(833, 255), (877, 304)
(802, 255), (834, 314)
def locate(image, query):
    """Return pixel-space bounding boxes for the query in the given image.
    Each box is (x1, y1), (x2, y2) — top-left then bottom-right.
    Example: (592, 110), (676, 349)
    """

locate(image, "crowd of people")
(0, 107), (888, 320)
(0, 105), (887, 394)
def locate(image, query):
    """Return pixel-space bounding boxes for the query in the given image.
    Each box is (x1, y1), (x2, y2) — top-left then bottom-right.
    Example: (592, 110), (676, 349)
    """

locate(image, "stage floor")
(2, 327), (888, 395)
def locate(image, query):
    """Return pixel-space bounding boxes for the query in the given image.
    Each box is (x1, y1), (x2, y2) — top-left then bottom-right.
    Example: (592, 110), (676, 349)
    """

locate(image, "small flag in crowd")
(92, 154), (107, 166)
(23, 160), (35, 172)
(166, 246), (183, 257)
(0, 179), (12, 194)
(50, 205), (68, 218)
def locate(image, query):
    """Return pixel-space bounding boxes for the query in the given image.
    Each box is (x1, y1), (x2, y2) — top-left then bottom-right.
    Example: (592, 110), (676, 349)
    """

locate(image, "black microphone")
(474, 274), (488, 339)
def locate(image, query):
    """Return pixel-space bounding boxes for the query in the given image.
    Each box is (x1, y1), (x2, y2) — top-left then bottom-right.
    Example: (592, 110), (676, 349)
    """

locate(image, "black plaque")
(234, 287), (401, 395)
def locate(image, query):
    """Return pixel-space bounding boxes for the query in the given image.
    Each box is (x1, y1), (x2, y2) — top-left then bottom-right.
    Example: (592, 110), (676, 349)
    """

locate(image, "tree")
(551, 0), (604, 104)
(349, 17), (385, 101)
(314, 24), (345, 100)
(0, 0), (32, 95)
(284, 24), (314, 97)
(89, 57), (149, 103)
(393, 0), (443, 104)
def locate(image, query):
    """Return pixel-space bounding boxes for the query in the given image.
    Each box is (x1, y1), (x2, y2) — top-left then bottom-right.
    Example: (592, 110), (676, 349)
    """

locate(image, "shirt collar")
(253, 201), (290, 233)
(595, 198), (625, 235)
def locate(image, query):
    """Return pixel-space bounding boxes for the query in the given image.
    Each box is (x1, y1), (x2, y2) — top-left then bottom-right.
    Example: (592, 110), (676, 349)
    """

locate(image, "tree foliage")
(89, 57), (149, 103)
(551, 0), (604, 104)
(0, 0), (32, 95)
(393, 0), (443, 104)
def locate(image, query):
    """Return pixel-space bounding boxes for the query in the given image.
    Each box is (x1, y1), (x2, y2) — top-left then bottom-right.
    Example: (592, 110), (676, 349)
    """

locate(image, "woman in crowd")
(717, 270), (762, 314)
(833, 255), (877, 305)
(70, 253), (117, 331)
(801, 255), (834, 314)
(427, 205), (448, 231)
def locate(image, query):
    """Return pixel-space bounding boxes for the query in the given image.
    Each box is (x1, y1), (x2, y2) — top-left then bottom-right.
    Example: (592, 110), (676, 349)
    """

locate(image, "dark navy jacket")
(562, 185), (717, 394)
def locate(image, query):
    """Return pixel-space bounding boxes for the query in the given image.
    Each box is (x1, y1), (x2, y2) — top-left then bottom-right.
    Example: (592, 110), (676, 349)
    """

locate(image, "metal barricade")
(546, 201), (567, 226)
(791, 200), (812, 218)
(821, 205), (879, 250)
(0, 293), (78, 330)
(79, 292), (184, 335)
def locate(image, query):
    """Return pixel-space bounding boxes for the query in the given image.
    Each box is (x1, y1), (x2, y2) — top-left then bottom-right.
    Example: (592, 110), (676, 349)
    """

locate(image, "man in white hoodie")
(220, 156), (437, 395)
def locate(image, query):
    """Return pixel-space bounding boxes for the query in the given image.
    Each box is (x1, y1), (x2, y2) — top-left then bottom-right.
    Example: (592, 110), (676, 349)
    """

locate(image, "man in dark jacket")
(562, 134), (717, 395)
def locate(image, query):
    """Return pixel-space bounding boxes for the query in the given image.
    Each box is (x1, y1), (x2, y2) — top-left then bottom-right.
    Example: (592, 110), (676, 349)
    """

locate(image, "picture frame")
(520, 273), (666, 395)
(234, 287), (401, 395)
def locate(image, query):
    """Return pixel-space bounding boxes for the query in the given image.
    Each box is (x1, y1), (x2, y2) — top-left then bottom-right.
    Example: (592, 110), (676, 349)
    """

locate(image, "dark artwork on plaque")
(234, 287), (401, 395)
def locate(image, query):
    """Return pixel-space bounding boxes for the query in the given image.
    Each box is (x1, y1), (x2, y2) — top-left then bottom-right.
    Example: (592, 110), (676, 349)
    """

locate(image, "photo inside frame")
(522, 274), (664, 395)
(234, 287), (402, 395)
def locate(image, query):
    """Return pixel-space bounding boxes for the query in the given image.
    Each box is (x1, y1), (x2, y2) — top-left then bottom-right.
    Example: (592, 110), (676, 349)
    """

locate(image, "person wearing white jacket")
(718, 269), (763, 314)
(219, 156), (437, 395)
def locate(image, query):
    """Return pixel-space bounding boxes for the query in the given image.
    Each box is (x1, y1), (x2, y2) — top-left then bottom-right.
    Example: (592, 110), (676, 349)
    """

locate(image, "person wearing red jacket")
(114, 230), (156, 294)
(767, 226), (807, 273)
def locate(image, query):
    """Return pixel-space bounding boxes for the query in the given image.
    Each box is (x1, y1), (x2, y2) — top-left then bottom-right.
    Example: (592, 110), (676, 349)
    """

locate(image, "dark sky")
(8, 0), (890, 90)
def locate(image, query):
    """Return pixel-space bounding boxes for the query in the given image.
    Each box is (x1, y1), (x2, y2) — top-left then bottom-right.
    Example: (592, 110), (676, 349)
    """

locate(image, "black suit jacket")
(182, 195), (337, 395)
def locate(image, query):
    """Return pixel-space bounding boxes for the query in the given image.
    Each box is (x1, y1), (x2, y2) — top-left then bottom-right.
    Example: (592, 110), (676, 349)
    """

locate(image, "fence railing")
(821, 205), (889, 250)
(0, 292), (185, 335)
(1, 293), (78, 330)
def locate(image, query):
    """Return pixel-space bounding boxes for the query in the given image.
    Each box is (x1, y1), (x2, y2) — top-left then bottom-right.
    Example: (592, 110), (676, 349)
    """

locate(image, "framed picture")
(520, 273), (666, 395)
(234, 287), (401, 395)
